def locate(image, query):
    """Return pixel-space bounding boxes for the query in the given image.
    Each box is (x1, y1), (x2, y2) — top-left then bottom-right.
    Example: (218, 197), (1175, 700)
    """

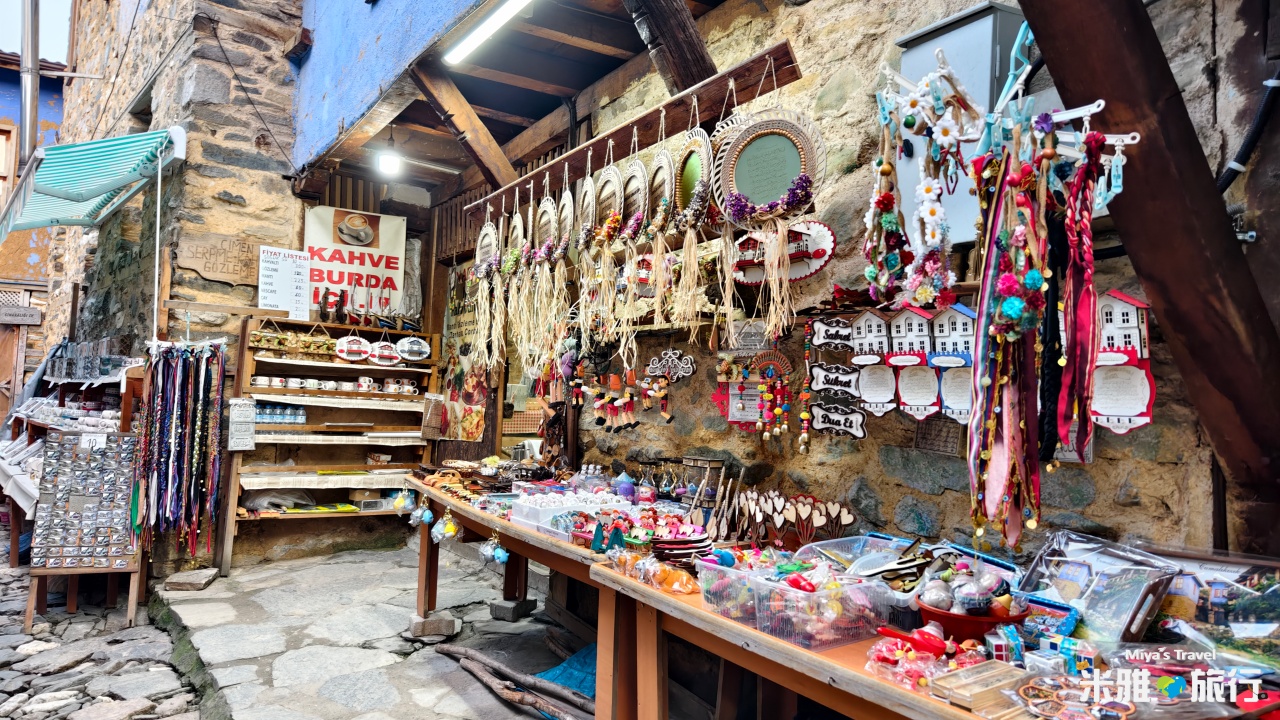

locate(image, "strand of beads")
(799, 321), (813, 454)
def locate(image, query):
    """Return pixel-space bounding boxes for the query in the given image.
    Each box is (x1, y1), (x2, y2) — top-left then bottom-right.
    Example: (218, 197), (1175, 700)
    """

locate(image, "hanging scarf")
(1056, 132), (1105, 457)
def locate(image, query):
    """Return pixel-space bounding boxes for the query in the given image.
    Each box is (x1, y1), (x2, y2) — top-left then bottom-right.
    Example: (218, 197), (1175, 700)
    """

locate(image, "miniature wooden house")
(1161, 573), (1205, 621)
(850, 309), (892, 363)
(890, 307), (934, 354)
(1098, 290), (1150, 360)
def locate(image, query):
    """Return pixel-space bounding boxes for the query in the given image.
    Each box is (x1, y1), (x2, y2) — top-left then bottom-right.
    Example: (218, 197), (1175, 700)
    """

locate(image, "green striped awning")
(0, 127), (186, 238)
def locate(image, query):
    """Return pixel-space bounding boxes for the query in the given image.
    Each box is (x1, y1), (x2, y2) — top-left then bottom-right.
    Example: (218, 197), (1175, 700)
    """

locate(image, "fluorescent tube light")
(442, 0), (536, 66)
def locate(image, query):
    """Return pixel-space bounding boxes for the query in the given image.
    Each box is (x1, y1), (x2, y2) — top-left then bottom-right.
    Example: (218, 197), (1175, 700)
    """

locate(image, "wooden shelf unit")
(217, 317), (442, 576)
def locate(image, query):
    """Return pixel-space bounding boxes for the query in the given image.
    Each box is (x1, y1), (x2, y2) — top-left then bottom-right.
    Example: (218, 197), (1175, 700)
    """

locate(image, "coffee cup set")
(250, 375), (417, 395)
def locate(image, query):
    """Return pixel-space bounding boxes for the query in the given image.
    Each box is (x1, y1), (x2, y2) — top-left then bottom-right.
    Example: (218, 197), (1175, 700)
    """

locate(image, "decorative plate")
(536, 196), (559, 247)
(335, 335), (372, 362)
(732, 219), (837, 285)
(396, 336), (431, 362)
(368, 340), (402, 366)
(623, 157), (648, 225)
(711, 108), (827, 231)
(674, 128), (715, 213)
(596, 165), (624, 225)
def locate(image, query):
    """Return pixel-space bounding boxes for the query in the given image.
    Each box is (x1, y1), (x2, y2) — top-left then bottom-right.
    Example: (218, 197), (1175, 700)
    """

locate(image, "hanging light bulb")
(377, 125), (403, 177)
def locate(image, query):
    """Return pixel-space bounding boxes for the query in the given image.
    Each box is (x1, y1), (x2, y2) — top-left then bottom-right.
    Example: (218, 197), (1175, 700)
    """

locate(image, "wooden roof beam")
(448, 44), (599, 97)
(471, 105), (536, 128)
(622, 0), (717, 95)
(1023, 0), (1280, 555)
(512, 2), (644, 60)
(410, 63), (520, 189)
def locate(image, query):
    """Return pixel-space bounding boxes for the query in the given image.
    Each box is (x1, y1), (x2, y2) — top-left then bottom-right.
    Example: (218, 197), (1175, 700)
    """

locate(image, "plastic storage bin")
(510, 500), (632, 525)
(698, 561), (765, 628)
(751, 576), (893, 651)
(796, 534), (923, 632)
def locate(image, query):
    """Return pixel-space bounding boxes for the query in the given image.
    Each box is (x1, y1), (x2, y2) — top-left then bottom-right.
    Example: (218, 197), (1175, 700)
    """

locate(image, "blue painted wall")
(0, 70), (64, 148)
(292, 0), (485, 169)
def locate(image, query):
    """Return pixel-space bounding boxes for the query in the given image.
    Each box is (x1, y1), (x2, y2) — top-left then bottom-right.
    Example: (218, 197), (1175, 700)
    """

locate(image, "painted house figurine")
(1097, 290), (1150, 361)
(928, 303), (976, 367)
(886, 306), (934, 365)
(849, 309), (893, 365)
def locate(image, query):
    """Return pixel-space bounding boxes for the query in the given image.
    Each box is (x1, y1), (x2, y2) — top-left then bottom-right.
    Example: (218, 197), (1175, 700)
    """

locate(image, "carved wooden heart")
(773, 495), (786, 513)
(826, 502), (841, 518)
(772, 512), (786, 529)
(796, 503), (811, 520)
(782, 505), (796, 523)
(839, 508), (855, 525)
(753, 508), (764, 523)
(812, 512), (827, 528)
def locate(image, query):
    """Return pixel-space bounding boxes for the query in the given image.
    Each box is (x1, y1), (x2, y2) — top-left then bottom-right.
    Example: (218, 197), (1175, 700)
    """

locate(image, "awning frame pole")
(152, 161), (162, 343)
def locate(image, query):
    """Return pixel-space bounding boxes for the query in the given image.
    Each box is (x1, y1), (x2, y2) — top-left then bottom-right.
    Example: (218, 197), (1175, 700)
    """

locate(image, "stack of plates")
(651, 534), (713, 571)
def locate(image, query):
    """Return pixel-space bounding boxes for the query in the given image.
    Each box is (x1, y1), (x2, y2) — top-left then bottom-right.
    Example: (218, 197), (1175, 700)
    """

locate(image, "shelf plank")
(252, 424), (421, 432)
(239, 463), (419, 475)
(251, 355), (436, 373)
(238, 509), (402, 521)
(247, 392), (425, 413)
(246, 386), (429, 402)
(262, 318), (435, 339)
(253, 434), (426, 447)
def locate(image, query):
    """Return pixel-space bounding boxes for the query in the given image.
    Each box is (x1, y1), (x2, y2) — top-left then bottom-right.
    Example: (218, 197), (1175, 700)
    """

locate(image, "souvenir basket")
(751, 575), (893, 651)
(795, 534), (922, 631)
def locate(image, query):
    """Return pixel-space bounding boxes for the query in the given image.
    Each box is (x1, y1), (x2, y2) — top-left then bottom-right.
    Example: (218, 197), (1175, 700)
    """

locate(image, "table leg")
(503, 552), (528, 601)
(616, 595), (638, 720)
(636, 603), (667, 720)
(23, 577), (37, 633)
(66, 576), (78, 613)
(125, 569), (140, 628)
(715, 659), (745, 720)
(8, 500), (22, 568)
(106, 574), (119, 609)
(758, 678), (798, 720)
(35, 575), (46, 614)
(596, 586), (619, 719)
(416, 507), (438, 617)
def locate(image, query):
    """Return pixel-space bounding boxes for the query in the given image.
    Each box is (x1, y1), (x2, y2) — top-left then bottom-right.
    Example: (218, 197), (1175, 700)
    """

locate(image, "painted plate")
(732, 219), (837, 285)
(712, 108), (827, 231)
(335, 335), (372, 362)
(396, 336), (431, 362)
(368, 340), (402, 366)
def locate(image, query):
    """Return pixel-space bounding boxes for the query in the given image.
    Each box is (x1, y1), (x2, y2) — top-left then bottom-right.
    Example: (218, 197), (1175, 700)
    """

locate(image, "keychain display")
(430, 509), (459, 544)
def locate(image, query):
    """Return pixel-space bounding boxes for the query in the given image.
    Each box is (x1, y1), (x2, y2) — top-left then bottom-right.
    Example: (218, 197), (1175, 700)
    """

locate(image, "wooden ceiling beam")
(471, 105), (536, 128)
(410, 63), (520, 189)
(1023, 0), (1280, 555)
(292, 73), (422, 199)
(449, 44), (599, 97)
(621, 0), (717, 95)
(511, 2), (644, 60)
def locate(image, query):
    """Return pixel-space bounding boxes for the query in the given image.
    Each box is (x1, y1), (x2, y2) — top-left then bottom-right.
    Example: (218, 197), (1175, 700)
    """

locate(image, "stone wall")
(578, 0), (1253, 557)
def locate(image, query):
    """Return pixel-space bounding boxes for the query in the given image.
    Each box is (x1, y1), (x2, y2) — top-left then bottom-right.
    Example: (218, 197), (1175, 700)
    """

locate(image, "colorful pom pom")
(1001, 296), (1026, 320)
(996, 273), (1021, 297)
(1024, 269), (1044, 290)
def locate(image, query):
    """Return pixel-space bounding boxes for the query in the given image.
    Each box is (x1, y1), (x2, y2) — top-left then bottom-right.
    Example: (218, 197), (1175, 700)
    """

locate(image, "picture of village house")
(1156, 557), (1280, 672)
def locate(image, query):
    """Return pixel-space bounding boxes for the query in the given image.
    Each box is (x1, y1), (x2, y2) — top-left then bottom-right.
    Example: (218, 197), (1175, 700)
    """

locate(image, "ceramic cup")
(383, 384), (401, 394)
(338, 381), (357, 392)
(384, 378), (401, 389)
(401, 380), (417, 389)
(401, 387), (419, 395)
(357, 376), (374, 386)
(304, 378), (322, 390)
(320, 380), (339, 391)
(286, 378), (306, 389)
(269, 377), (287, 388)
(357, 381), (375, 393)
(250, 376), (270, 387)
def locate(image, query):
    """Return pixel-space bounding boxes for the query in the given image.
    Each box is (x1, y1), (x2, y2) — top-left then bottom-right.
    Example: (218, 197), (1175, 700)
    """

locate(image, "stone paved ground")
(0, 524), (199, 720)
(154, 539), (564, 720)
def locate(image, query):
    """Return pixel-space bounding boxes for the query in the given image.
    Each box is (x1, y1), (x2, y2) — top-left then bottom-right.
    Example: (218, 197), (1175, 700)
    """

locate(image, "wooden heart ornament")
(839, 508), (855, 526)
(826, 502), (841, 518)
(782, 505), (797, 523)
(772, 512), (786, 529)
(796, 503), (811, 521)
(812, 509), (828, 528)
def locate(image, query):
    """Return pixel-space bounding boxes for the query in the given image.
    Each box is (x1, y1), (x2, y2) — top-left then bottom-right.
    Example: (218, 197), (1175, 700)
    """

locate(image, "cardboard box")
(349, 489), (381, 502)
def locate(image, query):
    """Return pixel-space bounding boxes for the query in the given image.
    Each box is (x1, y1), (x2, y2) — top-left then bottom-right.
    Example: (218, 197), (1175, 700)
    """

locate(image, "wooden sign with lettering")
(811, 318), (856, 351)
(176, 233), (263, 286)
(809, 363), (859, 398)
(809, 402), (867, 438)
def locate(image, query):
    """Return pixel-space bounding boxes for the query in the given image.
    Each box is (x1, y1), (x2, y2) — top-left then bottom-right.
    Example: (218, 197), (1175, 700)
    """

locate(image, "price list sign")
(258, 246), (310, 320)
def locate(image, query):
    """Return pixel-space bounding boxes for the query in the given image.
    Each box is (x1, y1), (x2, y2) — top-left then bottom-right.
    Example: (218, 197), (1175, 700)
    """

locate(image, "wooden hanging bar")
(464, 41), (802, 217)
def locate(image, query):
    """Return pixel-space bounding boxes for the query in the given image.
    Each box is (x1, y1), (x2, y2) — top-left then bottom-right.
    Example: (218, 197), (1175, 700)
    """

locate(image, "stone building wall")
(578, 0), (1252, 557)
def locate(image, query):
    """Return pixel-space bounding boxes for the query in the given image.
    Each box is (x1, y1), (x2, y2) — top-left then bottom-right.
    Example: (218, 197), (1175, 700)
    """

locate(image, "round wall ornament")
(711, 109), (827, 230)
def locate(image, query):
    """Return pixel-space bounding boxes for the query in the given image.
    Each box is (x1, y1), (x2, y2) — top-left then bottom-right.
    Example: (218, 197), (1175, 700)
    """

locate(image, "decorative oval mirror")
(648, 149), (674, 223)
(396, 336), (431, 362)
(508, 209), (525, 254)
(596, 165), (624, 225)
(622, 158), (648, 225)
(474, 221), (499, 270)
(712, 110), (826, 230)
(536, 196), (559, 248)
(558, 186), (575, 239)
(674, 129), (713, 213)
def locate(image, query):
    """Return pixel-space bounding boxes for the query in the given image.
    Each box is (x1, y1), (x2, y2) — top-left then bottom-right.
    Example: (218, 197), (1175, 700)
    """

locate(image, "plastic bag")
(408, 506), (432, 527)
(392, 489), (417, 515)
(242, 489), (315, 511)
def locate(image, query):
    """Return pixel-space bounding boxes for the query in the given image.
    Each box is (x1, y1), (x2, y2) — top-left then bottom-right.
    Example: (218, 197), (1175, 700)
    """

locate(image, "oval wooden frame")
(673, 128), (714, 214)
(578, 175), (597, 236)
(536, 196), (559, 247)
(596, 165), (624, 224)
(558, 186), (576, 240)
(508, 209), (525, 255)
(623, 157), (649, 224)
(711, 109), (827, 231)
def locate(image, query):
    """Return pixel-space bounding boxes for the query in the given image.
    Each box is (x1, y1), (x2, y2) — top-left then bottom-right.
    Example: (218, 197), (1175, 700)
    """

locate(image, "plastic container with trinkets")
(796, 534), (928, 631)
(751, 561), (894, 651)
(696, 547), (793, 628)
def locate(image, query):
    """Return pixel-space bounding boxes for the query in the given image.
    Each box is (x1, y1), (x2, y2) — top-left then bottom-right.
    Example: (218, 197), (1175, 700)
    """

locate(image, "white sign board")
(304, 206), (407, 314)
(258, 247), (310, 320)
(228, 398), (257, 452)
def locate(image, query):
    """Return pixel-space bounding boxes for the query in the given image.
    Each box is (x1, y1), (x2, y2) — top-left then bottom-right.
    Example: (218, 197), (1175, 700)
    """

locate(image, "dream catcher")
(470, 209), (502, 370)
(644, 109), (676, 324)
(882, 52), (984, 309)
(670, 96), (716, 342)
(712, 63), (827, 342)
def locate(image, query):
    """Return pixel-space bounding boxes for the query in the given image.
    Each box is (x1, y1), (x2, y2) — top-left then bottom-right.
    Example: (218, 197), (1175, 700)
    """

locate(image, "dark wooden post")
(1022, 0), (1280, 554)
(621, 0), (718, 94)
(411, 64), (519, 189)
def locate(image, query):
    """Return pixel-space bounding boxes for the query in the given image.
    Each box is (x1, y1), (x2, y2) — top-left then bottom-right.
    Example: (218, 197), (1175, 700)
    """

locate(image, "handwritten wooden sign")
(811, 318), (856, 351)
(809, 363), (859, 397)
(176, 233), (263, 286)
(810, 402), (867, 438)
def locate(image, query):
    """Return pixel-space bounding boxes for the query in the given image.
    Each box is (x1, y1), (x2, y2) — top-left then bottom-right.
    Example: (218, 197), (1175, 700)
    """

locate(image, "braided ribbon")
(1057, 132), (1106, 457)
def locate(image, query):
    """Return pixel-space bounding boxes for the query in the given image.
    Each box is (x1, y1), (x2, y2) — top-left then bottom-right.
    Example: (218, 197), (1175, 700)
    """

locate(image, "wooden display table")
(590, 564), (981, 720)
(408, 481), (643, 720)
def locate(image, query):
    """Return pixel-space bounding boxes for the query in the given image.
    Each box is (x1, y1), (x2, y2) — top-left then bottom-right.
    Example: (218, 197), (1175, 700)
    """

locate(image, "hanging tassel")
(762, 218), (795, 340)
(651, 228), (669, 325)
(718, 223), (737, 349)
(674, 226), (700, 339)
(473, 274), (493, 369)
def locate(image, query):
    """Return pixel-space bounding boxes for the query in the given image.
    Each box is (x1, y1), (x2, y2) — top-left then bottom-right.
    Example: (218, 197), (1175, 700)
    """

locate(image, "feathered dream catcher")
(711, 64), (827, 343)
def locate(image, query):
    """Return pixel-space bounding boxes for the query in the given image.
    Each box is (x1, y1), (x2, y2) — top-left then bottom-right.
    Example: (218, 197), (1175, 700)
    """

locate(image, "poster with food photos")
(30, 431), (140, 573)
